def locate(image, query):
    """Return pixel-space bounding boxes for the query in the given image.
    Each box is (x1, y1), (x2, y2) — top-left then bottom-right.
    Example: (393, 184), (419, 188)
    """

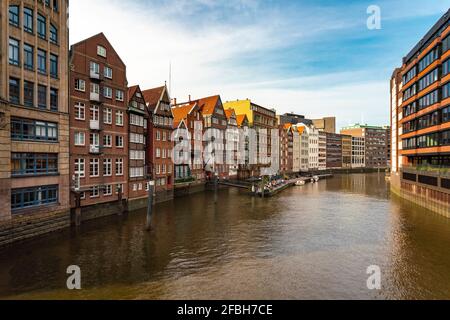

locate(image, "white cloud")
(70, 0), (391, 131)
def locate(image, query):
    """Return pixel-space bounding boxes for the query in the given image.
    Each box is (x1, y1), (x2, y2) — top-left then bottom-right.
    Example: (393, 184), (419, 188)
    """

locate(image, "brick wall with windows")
(0, 0), (70, 222)
(69, 32), (129, 208)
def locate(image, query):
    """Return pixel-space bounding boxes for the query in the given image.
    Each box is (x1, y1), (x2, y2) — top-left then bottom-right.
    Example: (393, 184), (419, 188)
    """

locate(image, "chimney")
(189, 95), (191, 102)
(171, 98), (177, 105)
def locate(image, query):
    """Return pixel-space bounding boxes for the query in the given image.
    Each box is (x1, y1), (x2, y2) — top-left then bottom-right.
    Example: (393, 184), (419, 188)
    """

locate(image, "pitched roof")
(196, 95), (220, 116)
(171, 103), (196, 128)
(297, 126), (305, 135)
(127, 85), (139, 102)
(142, 86), (165, 110)
(70, 32), (126, 69)
(236, 114), (248, 127)
(224, 108), (235, 120)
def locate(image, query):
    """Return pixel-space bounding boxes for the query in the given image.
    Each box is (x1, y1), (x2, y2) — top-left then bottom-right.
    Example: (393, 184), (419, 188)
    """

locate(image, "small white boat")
(313, 176), (320, 183)
(295, 180), (306, 186)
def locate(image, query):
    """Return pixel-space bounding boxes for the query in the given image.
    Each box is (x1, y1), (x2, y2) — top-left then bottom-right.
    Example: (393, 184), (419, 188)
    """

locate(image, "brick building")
(325, 132), (343, 169)
(69, 33), (129, 207)
(186, 95), (229, 179)
(279, 124), (293, 175)
(171, 101), (205, 182)
(142, 85), (174, 202)
(341, 124), (389, 168)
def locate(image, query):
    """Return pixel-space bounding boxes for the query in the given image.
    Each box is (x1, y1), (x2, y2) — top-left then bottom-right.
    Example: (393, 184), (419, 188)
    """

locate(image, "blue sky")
(71, 0), (450, 130)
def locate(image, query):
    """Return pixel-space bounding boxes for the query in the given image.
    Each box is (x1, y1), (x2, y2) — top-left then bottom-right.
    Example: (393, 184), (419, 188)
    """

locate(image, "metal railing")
(401, 164), (450, 178)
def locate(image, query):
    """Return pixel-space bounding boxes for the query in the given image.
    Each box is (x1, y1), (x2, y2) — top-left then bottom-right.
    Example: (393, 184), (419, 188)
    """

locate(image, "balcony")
(90, 145), (101, 154)
(90, 120), (100, 131)
(90, 92), (101, 102)
(90, 70), (101, 80)
(402, 164), (450, 178)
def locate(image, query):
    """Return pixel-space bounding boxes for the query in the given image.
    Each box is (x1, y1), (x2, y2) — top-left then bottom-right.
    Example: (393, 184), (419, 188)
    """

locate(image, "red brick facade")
(142, 85), (174, 200)
(69, 33), (129, 207)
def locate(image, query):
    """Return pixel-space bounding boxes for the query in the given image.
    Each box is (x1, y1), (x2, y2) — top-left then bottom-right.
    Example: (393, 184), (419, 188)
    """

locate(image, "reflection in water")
(1, 173), (450, 299)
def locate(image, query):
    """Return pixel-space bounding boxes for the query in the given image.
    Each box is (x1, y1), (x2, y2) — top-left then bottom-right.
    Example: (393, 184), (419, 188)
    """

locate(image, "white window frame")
(103, 134), (112, 148)
(116, 135), (124, 148)
(90, 158), (99, 177)
(97, 46), (107, 57)
(103, 107), (112, 124)
(103, 158), (112, 177)
(115, 158), (124, 176)
(75, 102), (85, 120)
(104, 184), (112, 196)
(75, 158), (85, 178)
(116, 90), (124, 101)
(90, 186), (100, 198)
(75, 79), (86, 92)
(104, 66), (112, 79)
(116, 111), (124, 126)
(74, 131), (85, 146)
(90, 61), (100, 75)
(103, 86), (112, 99)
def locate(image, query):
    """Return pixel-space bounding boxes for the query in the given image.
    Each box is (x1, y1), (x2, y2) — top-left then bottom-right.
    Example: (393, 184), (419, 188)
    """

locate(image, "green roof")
(341, 123), (388, 130)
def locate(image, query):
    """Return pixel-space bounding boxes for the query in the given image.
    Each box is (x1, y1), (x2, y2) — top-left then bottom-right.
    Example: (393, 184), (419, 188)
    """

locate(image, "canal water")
(1, 173), (450, 300)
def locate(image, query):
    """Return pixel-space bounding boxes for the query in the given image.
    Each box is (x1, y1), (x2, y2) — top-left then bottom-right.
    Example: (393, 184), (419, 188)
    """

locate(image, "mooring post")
(214, 172), (218, 204)
(118, 184), (123, 215)
(146, 180), (155, 231)
(261, 176), (265, 199)
(75, 192), (81, 227)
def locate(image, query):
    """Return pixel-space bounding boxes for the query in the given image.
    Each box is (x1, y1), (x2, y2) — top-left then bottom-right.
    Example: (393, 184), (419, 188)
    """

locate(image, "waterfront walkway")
(218, 174), (333, 197)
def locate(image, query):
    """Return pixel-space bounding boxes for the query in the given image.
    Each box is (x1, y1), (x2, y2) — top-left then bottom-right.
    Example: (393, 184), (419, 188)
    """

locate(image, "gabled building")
(298, 126), (309, 172)
(70, 33), (129, 208)
(127, 85), (151, 209)
(142, 85), (174, 203)
(292, 127), (301, 173)
(299, 123), (319, 172)
(182, 95), (228, 179)
(171, 101), (205, 182)
(236, 114), (252, 179)
(223, 99), (277, 176)
(224, 108), (239, 179)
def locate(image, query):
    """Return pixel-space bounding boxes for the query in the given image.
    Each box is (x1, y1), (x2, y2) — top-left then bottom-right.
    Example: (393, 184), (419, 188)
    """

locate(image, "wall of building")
(0, 1), (71, 244)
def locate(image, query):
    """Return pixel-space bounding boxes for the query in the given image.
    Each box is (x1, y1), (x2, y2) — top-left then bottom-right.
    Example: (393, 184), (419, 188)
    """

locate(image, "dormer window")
(97, 45), (106, 57)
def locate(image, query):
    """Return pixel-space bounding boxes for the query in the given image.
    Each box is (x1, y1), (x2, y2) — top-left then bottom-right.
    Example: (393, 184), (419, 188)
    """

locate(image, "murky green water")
(1, 173), (450, 300)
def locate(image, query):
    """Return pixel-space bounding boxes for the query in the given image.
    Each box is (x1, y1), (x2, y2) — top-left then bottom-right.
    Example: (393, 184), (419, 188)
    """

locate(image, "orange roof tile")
(171, 103), (196, 128)
(224, 108), (235, 120)
(236, 114), (248, 127)
(196, 95), (220, 116)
